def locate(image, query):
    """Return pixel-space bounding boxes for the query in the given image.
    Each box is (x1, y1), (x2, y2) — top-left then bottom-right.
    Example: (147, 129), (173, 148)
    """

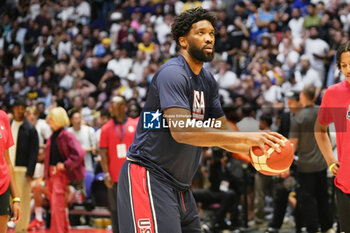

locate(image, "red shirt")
(318, 80), (350, 193)
(100, 117), (138, 182)
(0, 110), (14, 195)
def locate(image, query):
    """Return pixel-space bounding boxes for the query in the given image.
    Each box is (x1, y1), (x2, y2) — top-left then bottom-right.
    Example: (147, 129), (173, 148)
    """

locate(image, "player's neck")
(179, 50), (203, 75)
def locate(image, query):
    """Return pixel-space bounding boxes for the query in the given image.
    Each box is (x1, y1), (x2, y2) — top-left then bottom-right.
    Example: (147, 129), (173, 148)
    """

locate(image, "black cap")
(12, 97), (27, 107)
(285, 90), (300, 101)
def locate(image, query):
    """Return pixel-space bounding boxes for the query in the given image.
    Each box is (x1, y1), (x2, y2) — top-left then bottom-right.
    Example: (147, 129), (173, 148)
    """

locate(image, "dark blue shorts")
(117, 160), (201, 233)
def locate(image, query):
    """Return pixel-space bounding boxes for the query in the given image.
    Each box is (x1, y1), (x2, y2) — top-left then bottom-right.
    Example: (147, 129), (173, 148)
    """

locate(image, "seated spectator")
(193, 147), (240, 231)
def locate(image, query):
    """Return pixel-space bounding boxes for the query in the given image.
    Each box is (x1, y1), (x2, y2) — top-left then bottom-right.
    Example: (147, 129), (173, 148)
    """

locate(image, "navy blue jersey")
(127, 55), (224, 191)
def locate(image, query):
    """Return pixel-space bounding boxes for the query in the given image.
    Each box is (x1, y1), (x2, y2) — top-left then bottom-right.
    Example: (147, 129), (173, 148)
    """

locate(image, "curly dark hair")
(336, 41), (350, 69)
(171, 7), (217, 48)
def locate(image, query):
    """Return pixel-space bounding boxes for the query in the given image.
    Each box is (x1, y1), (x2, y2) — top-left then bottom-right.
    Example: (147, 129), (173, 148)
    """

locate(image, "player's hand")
(12, 202), (21, 223)
(246, 132), (285, 156)
(329, 161), (340, 176)
(26, 176), (33, 182)
(56, 162), (65, 171)
(104, 174), (114, 189)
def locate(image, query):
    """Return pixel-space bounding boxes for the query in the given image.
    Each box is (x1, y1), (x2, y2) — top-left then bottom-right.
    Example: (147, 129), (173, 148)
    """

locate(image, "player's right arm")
(4, 149), (21, 223)
(314, 119), (339, 175)
(314, 88), (339, 176)
(164, 107), (284, 155)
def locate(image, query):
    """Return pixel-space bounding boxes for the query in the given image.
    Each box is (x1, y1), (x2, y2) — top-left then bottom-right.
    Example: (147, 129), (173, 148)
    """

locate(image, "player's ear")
(178, 36), (187, 49)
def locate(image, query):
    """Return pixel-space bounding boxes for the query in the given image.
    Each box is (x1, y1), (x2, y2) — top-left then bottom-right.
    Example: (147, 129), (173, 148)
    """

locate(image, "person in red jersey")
(0, 109), (21, 233)
(99, 96), (138, 233)
(315, 41), (350, 232)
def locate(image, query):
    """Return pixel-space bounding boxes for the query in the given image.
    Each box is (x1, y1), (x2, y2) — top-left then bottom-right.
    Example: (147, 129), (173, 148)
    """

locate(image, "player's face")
(340, 51), (350, 85)
(186, 20), (215, 62)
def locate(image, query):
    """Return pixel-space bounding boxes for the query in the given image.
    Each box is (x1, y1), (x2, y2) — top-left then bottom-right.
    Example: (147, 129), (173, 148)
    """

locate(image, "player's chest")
(189, 79), (211, 120)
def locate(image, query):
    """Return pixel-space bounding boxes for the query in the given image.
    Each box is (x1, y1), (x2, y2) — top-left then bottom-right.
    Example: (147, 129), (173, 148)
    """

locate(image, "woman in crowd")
(44, 107), (85, 233)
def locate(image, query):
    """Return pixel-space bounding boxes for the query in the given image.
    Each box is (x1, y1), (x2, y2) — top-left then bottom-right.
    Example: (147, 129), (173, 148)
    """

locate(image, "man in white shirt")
(75, 0), (91, 24)
(294, 54), (322, 99)
(237, 103), (260, 132)
(107, 48), (133, 81)
(214, 61), (240, 90)
(131, 50), (149, 84)
(303, 26), (329, 83)
(288, 8), (304, 39)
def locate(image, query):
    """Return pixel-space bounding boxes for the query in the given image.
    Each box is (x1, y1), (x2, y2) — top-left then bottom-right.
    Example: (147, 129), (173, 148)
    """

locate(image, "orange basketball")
(249, 139), (294, 176)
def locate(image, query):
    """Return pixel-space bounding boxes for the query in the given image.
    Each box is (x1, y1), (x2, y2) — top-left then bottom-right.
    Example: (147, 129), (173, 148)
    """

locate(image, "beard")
(188, 42), (215, 62)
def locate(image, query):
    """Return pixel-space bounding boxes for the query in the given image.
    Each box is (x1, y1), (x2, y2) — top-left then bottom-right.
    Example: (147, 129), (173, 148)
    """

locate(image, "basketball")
(249, 138), (294, 176)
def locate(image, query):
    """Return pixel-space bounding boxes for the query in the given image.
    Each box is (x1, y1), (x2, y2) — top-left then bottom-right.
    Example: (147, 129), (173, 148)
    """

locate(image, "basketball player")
(315, 41), (350, 232)
(0, 110), (21, 233)
(117, 7), (285, 233)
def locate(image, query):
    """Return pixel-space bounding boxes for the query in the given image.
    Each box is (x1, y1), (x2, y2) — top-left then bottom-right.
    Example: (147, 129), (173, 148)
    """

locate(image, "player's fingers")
(263, 134), (282, 153)
(266, 132), (286, 146)
(333, 162), (340, 175)
(258, 141), (267, 157)
(12, 204), (21, 223)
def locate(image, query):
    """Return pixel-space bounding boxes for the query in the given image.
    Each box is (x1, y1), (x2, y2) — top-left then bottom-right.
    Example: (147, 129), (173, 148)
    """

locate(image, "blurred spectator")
(237, 103), (259, 132)
(294, 54), (322, 99)
(267, 90), (302, 233)
(253, 114), (274, 230)
(106, 48), (133, 81)
(214, 60), (240, 92)
(45, 107), (85, 233)
(193, 147), (240, 231)
(9, 97), (39, 232)
(288, 8), (304, 39)
(10, 43), (25, 80)
(256, 0), (278, 39)
(214, 25), (236, 65)
(291, 0), (310, 17)
(302, 3), (321, 29)
(57, 32), (72, 60)
(99, 96), (138, 233)
(74, 0), (91, 25)
(26, 105), (51, 230)
(56, 61), (74, 91)
(289, 86), (334, 232)
(84, 57), (105, 88)
(229, 2), (249, 49)
(81, 95), (97, 126)
(120, 73), (147, 102)
(68, 111), (96, 174)
(137, 31), (158, 56)
(300, 26), (329, 82)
